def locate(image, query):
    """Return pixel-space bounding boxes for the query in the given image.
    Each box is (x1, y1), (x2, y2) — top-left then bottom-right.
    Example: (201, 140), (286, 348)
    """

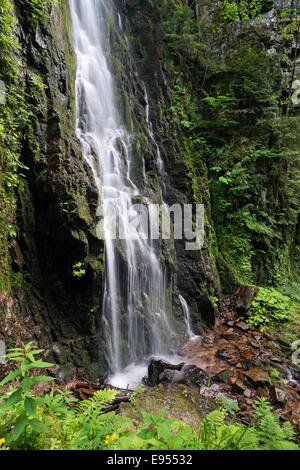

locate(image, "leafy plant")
(130, 384), (145, 401)
(247, 287), (296, 330)
(252, 397), (299, 450)
(219, 0), (262, 23)
(0, 342), (54, 448)
(72, 262), (86, 279)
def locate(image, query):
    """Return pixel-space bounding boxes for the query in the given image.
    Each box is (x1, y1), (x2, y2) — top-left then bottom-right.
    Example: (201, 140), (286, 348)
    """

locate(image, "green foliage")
(219, 396), (239, 415)
(0, 0), (19, 78)
(0, 0), (50, 291)
(110, 399), (299, 451)
(279, 7), (300, 40)
(220, 1), (262, 23)
(0, 343), (54, 448)
(130, 384), (145, 401)
(159, 0), (299, 293)
(268, 368), (281, 386)
(163, 2), (206, 59)
(15, 0), (52, 25)
(252, 397), (299, 450)
(0, 347), (299, 450)
(247, 287), (296, 330)
(72, 262), (86, 279)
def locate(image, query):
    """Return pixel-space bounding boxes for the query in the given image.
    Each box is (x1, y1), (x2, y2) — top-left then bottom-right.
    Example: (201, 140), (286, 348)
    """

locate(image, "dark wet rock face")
(0, 2), (105, 381)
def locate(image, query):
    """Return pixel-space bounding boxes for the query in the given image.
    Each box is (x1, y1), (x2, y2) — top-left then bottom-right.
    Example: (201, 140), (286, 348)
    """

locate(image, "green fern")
(75, 389), (118, 418)
(253, 398), (299, 450)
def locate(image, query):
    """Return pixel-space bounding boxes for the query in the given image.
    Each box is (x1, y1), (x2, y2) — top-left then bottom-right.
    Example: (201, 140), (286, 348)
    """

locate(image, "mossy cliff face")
(0, 1), (104, 381)
(114, 0), (300, 303)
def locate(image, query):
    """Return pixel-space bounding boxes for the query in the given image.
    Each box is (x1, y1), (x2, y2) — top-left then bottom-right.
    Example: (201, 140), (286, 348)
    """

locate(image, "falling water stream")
(70, 0), (186, 387)
(179, 295), (199, 340)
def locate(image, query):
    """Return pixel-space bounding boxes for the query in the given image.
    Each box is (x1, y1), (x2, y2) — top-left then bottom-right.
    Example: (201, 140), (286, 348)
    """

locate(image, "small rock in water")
(245, 398), (254, 406)
(175, 365), (210, 389)
(199, 384), (220, 398)
(143, 359), (184, 387)
(216, 349), (231, 360)
(202, 335), (214, 344)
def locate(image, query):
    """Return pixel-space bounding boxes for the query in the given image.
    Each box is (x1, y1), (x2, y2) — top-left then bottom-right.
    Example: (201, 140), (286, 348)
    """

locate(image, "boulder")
(243, 366), (270, 387)
(173, 365), (210, 390)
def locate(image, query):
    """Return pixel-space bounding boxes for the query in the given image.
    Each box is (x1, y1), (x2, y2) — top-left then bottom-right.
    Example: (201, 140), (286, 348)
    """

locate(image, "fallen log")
(112, 396), (131, 404)
(102, 404), (120, 414)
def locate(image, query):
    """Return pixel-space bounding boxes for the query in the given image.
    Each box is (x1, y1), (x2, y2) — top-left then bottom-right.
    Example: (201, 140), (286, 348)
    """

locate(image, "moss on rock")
(119, 385), (220, 429)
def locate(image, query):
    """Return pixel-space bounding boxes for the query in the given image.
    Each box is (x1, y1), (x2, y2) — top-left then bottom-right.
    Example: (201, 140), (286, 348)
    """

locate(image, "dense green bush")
(247, 287), (296, 330)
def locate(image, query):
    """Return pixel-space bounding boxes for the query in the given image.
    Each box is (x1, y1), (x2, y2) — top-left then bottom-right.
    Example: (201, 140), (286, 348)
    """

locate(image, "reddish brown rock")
(236, 321), (250, 332)
(243, 367), (270, 387)
(232, 378), (246, 394)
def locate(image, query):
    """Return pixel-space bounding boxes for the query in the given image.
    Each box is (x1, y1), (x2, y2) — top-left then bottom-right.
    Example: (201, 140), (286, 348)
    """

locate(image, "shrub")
(247, 287), (296, 330)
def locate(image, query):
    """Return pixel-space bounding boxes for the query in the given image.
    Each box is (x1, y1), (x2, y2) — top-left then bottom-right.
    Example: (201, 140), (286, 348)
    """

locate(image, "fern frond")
(75, 389), (118, 417)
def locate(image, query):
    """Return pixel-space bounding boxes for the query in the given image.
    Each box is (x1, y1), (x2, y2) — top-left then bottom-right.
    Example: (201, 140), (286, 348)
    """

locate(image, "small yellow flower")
(293, 419), (296, 424)
(105, 435), (110, 445)
(111, 434), (117, 441)
(0, 438), (6, 446)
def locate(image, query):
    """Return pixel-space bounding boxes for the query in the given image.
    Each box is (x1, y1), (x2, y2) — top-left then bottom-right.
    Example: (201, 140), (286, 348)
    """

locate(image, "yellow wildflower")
(0, 438), (6, 446)
(111, 434), (117, 441)
(105, 435), (110, 445)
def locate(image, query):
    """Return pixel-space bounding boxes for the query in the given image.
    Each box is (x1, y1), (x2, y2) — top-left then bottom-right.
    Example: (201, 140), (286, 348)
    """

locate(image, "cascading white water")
(70, 0), (180, 384)
(179, 295), (199, 340)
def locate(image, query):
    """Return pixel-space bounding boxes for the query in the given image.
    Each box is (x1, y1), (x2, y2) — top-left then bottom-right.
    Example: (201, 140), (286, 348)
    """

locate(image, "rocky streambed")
(61, 290), (299, 439)
(139, 291), (300, 434)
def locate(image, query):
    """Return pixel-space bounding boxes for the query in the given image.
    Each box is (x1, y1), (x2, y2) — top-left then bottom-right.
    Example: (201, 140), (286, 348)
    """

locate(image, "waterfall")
(70, 0), (180, 382)
(179, 295), (199, 340)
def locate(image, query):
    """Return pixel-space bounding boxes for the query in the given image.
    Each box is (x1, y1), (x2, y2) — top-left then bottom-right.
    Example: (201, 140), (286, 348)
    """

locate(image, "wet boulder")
(172, 365), (210, 390)
(143, 359), (184, 387)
